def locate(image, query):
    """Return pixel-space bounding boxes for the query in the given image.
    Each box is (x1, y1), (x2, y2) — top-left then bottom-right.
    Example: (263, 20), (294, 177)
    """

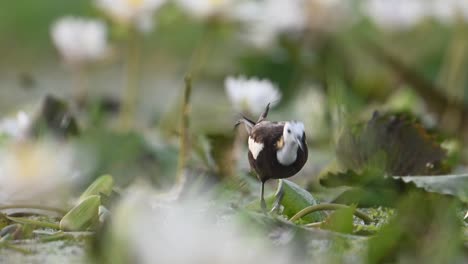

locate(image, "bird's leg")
(260, 181), (267, 212)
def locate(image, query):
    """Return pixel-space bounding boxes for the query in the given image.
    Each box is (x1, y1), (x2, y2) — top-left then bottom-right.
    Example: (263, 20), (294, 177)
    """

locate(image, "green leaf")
(79, 174), (114, 202)
(395, 174), (468, 203)
(60, 195), (100, 231)
(278, 180), (326, 223)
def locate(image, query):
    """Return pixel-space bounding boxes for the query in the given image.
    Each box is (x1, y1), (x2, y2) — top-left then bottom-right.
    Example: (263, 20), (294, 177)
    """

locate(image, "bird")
(236, 103), (308, 211)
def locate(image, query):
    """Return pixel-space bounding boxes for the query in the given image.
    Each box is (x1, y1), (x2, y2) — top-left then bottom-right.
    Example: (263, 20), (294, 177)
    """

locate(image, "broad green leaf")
(79, 174), (114, 202)
(60, 195), (100, 231)
(395, 174), (468, 203)
(278, 180), (326, 223)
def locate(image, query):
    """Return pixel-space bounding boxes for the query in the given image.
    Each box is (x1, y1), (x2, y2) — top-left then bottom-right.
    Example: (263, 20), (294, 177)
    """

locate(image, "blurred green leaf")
(321, 205), (356, 234)
(368, 192), (462, 264)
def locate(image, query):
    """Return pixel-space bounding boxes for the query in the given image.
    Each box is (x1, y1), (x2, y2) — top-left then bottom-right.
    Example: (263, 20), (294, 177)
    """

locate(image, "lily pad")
(395, 174), (468, 203)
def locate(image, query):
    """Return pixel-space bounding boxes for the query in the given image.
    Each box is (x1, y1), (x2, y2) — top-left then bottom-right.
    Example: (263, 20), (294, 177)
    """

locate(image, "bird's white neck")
(277, 141), (298, 166)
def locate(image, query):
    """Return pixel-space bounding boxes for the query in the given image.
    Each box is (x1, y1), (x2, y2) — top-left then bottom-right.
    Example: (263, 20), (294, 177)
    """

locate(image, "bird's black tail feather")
(235, 115), (256, 134)
(257, 103), (270, 123)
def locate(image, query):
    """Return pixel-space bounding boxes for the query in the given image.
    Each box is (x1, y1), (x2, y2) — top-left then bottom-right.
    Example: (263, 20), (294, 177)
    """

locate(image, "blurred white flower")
(175, 0), (235, 20)
(363, 0), (428, 30)
(294, 87), (327, 139)
(0, 141), (82, 207)
(429, 0), (468, 24)
(51, 17), (109, 66)
(95, 0), (167, 32)
(109, 187), (297, 264)
(235, 0), (307, 47)
(225, 76), (282, 115)
(0, 111), (31, 140)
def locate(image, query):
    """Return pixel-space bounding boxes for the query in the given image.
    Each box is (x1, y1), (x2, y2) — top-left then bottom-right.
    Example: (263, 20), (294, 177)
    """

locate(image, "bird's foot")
(270, 186), (285, 214)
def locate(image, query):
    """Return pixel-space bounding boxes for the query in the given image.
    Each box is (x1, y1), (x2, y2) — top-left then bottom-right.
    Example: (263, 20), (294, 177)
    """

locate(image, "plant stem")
(176, 76), (192, 184)
(0, 243), (31, 254)
(7, 216), (60, 230)
(304, 221), (324, 228)
(187, 25), (211, 80)
(290, 203), (372, 224)
(0, 204), (66, 216)
(120, 28), (141, 130)
(71, 65), (88, 109)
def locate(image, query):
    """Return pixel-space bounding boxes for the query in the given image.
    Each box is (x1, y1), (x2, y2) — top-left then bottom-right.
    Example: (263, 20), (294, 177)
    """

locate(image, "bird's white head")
(283, 121), (305, 151)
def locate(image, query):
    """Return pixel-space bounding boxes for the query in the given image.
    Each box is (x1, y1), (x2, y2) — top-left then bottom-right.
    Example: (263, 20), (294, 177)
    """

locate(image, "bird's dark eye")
(287, 129), (291, 133)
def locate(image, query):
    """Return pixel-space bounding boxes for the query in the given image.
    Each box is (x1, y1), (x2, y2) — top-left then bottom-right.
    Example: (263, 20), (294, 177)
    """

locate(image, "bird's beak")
(295, 136), (304, 151)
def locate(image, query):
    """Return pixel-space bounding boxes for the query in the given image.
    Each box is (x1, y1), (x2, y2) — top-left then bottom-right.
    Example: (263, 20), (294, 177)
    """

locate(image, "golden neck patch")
(275, 137), (284, 150)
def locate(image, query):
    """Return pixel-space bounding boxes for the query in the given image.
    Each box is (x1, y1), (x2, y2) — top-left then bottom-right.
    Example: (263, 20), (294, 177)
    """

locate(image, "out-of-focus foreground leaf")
(368, 192), (463, 264)
(320, 204), (356, 234)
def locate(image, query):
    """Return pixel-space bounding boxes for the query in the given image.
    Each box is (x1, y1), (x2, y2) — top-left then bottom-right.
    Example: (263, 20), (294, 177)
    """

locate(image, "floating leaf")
(320, 111), (449, 206)
(395, 174), (468, 203)
(79, 174), (114, 202)
(60, 195), (100, 231)
(335, 111), (446, 177)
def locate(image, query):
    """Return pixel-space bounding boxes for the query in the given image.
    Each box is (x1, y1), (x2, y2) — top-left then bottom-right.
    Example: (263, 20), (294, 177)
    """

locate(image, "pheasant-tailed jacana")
(236, 104), (308, 211)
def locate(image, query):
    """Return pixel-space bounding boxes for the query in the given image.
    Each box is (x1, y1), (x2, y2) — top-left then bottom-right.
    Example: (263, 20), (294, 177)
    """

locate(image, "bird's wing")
(250, 122), (284, 148)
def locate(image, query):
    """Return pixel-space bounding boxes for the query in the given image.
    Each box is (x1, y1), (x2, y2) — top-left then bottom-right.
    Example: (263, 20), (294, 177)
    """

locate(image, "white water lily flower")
(175, 0), (235, 20)
(234, 0), (307, 47)
(225, 76), (282, 115)
(51, 17), (108, 66)
(109, 187), (298, 264)
(363, 0), (428, 30)
(0, 141), (82, 207)
(0, 111), (31, 140)
(95, 0), (167, 32)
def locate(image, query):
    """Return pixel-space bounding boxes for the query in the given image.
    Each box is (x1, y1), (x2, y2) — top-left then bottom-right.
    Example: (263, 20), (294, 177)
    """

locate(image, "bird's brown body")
(248, 121), (308, 184)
